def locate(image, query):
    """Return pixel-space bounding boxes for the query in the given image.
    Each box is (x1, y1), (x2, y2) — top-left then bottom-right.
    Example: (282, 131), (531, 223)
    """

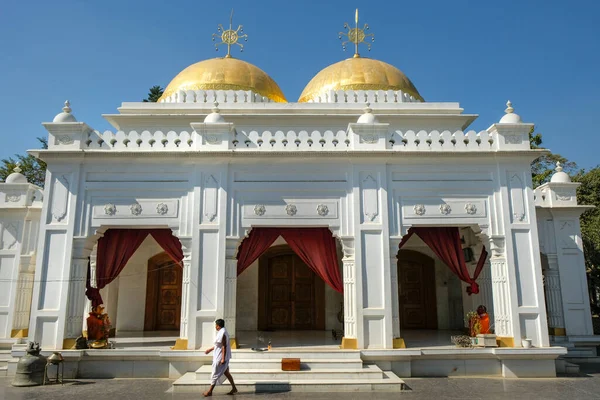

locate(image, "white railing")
(80, 129), (496, 152)
(390, 130), (494, 151)
(305, 89), (421, 104)
(159, 90), (274, 104)
(158, 89), (420, 104)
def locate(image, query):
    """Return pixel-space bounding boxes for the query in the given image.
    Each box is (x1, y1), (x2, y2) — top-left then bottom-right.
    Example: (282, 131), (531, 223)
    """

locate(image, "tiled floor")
(3, 364), (600, 400)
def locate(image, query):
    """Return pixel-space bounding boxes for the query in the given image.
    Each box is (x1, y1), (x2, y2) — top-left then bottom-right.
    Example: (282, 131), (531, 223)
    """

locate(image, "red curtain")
(236, 227), (344, 293)
(279, 228), (343, 293)
(399, 227), (488, 295)
(236, 228), (282, 276)
(85, 229), (183, 307)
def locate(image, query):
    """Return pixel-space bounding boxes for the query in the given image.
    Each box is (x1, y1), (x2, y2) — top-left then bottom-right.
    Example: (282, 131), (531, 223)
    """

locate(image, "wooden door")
(258, 248), (325, 331)
(398, 250), (437, 329)
(144, 253), (182, 331)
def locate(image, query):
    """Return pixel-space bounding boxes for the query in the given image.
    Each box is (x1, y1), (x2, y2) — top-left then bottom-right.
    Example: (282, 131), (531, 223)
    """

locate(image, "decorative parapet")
(535, 182), (580, 208)
(160, 89), (275, 104)
(50, 128), (511, 153)
(190, 122), (235, 150)
(304, 89), (421, 104)
(159, 89), (421, 104)
(390, 130), (494, 151)
(0, 174), (43, 209)
(347, 122), (390, 150)
(486, 122), (533, 150)
(42, 121), (93, 150)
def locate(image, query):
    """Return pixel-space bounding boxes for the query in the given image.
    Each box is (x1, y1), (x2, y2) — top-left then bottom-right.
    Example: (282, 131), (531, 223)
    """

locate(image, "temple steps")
(0, 350), (11, 377)
(230, 349), (361, 360)
(172, 350), (405, 393)
(194, 363), (383, 380)
(229, 358), (364, 370)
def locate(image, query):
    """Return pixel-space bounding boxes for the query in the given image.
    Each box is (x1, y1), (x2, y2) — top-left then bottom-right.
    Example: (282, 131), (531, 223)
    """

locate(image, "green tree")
(573, 167), (600, 315)
(529, 127), (577, 187)
(143, 86), (164, 102)
(0, 137), (48, 187)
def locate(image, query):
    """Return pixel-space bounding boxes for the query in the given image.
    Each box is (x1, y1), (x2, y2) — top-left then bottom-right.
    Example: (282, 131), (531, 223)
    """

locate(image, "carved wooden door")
(145, 253), (182, 331)
(398, 251), (438, 329)
(266, 254), (317, 330)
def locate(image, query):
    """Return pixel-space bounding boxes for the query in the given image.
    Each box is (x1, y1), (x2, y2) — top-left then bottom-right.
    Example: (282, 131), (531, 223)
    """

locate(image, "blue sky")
(1, 0), (599, 169)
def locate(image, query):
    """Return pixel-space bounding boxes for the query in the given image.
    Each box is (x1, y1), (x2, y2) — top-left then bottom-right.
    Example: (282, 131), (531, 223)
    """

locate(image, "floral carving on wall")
(413, 204), (426, 216)
(56, 135), (74, 145)
(130, 203), (143, 216)
(5, 194), (21, 202)
(286, 204), (298, 216)
(465, 203), (477, 215)
(505, 134), (524, 144)
(104, 203), (117, 216)
(254, 204), (266, 216)
(439, 204), (451, 215)
(156, 203), (169, 215)
(316, 204), (329, 216)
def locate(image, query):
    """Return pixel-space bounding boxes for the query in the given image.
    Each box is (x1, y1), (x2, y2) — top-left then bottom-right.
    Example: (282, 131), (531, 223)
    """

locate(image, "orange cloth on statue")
(479, 313), (490, 334)
(87, 313), (105, 340)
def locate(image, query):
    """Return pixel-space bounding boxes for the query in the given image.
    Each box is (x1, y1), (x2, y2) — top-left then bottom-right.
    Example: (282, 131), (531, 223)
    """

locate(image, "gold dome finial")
(339, 9), (374, 58)
(212, 9), (248, 58)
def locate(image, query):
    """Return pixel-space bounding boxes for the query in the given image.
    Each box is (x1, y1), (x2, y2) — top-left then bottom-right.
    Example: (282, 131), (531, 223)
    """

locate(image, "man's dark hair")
(215, 319), (225, 328)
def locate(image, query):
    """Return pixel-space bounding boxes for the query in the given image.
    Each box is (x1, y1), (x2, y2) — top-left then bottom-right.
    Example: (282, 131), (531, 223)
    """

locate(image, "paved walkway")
(2, 364), (600, 400)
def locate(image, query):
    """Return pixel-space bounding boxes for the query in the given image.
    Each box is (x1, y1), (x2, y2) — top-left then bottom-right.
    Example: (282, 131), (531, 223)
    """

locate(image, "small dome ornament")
(499, 100), (522, 124)
(204, 102), (226, 123)
(550, 161), (571, 183)
(52, 100), (77, 123)
(357, 102), (379, 124)
(5, 163), (28, 184)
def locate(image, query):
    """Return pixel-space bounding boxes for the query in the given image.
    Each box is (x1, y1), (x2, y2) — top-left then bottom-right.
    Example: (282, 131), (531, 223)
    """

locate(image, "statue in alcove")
(86, 305), (111, 349)
(476, 305), (491, 334)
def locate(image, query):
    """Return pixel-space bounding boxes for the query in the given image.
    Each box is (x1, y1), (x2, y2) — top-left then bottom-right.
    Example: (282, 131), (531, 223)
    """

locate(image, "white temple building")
(0, 14), (597, 385)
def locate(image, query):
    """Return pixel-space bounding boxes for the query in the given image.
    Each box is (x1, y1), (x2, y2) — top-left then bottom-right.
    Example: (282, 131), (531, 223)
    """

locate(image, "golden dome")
(159, 57), (287, 103)
(298, 57), (423, 103)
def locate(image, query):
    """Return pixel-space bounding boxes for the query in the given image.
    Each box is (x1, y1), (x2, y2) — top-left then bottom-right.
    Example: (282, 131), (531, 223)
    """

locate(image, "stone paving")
(1, 364), (600, 400)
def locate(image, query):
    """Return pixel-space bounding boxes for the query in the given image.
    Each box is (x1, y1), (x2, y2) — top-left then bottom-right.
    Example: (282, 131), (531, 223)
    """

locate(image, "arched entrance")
(144, 252), (182, 331)
(398, 250), (438, 330)
(257, 246), (325, 331)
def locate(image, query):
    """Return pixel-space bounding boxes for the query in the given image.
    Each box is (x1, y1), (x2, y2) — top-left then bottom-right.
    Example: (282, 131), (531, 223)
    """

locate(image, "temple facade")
(0, 20), (596, 380)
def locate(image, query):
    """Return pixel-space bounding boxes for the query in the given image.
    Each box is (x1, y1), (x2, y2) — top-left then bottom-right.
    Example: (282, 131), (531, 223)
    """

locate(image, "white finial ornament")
(555, 161), (563, 173)
(551, 161), (571, 183)
(5, 161), (28, 183)
(204, 101), (225, 123)
(53, 100), (77, 123)
(357, 102), (378, 124)
(499, 99), (522, 123)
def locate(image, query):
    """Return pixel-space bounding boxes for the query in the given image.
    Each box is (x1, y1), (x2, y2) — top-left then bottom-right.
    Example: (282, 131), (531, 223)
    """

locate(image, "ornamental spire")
(339, 9), (374, 58)
(212, 9), (248, 58)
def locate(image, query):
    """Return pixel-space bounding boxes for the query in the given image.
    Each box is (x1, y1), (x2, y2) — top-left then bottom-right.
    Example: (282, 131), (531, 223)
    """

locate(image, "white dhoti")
(210, 327), (231, 386)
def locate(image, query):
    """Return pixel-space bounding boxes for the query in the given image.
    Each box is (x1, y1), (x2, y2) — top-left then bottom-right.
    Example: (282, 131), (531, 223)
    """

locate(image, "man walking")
(203, 319), (238, 397)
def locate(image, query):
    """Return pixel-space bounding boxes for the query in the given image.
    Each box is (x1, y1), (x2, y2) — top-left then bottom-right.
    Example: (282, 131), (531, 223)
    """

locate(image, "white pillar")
(472, 234), (494, 320)
(389, 238), (401, 341)
(64, 238), (91, 346)
(180, 252), (191, 339)
(543, 254), (566, 335)
(488, 235), (514, 340)
(11, 254), (36, 337)
(174, 237), (192, 349)
(550, 211), (593, 336)
(340, 237), (358, 348)
(82, 244), (96, 333)
(223, 238), (239, 345)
